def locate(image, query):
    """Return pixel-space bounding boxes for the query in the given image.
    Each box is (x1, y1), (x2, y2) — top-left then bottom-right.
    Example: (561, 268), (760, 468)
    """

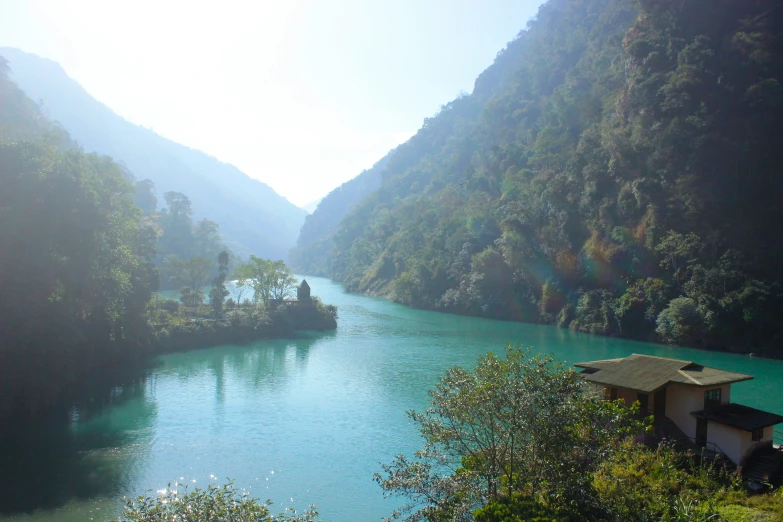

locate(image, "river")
(1, 276), (782, 521)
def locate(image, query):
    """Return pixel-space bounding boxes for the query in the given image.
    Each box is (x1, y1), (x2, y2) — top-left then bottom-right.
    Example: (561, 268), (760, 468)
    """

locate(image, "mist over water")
(2, 277), (782, 521)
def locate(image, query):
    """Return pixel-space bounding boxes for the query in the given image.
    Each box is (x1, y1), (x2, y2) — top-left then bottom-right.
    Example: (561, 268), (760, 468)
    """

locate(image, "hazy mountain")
(0, 47), (307, 260)
(289, 149), (394, 276)
(301, 198), (322, 214)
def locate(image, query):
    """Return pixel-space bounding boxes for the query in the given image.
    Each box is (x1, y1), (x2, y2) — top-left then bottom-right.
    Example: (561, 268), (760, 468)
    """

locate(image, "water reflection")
(157, 335), (320, 391)
(2, 277), (782, 522)
(0, 372), (156, 515)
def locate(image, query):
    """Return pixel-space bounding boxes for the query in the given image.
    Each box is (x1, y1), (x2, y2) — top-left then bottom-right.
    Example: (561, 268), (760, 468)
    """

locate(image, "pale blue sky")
(0, 0), (543, 206)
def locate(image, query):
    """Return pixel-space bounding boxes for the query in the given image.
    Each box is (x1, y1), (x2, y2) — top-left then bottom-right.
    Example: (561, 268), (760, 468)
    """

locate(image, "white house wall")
(664, 383), (731, 439)
(665, 384), (703, 438)
(707, 421), (743, 464)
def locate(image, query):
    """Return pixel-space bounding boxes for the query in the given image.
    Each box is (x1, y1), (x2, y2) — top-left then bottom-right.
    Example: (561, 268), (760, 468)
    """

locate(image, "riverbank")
(339, 284), (783, 361)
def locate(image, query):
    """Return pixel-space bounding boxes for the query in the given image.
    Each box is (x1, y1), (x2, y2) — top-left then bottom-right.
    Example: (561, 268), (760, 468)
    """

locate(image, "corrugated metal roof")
(574, 354), (753, 393)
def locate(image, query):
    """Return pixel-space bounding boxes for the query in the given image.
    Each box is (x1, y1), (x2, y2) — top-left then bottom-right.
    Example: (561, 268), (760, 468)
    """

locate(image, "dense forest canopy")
(311, 0), (783, 355)
(0, 47), (307, 260)
(0, 58), (159, 412)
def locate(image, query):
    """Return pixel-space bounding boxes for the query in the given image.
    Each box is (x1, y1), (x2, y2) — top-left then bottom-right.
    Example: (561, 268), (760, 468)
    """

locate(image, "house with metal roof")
(574, 354), (783, 467)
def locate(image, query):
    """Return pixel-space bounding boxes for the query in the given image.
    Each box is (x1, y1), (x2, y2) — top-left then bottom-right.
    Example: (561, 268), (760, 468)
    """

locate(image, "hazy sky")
(0, 0), (542, 206)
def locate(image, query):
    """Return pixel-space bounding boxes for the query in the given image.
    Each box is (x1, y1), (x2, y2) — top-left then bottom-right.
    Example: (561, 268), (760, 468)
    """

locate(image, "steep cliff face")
(313, 0), (783, 354)
(1, 47), (307, 259)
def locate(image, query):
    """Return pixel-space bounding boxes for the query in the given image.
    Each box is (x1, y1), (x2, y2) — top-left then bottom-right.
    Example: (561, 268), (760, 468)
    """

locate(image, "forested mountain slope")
(0, 47), (306, 260)
(0, 58), (158, 412)
(289, 149), (395, 275)
(325, 0), (783, 355)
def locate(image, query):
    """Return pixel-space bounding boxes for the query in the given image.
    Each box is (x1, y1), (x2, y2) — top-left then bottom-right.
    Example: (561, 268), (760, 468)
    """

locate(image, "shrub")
(474, 494), (564, 522)
(116, 480), (319, 522)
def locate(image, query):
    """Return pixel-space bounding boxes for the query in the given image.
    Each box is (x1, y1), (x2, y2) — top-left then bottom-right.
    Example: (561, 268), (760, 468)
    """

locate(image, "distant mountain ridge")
(0, 47), (306, 260)
(301, 199), (322, 214)
(289, 148), (395, 275)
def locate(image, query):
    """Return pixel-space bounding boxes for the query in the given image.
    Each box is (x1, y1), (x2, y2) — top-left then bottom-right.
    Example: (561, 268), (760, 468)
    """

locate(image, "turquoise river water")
(1, 276), (782, 521)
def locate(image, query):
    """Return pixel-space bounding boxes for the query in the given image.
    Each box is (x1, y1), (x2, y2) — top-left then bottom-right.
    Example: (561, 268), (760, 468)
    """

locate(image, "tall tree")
(134, 179), (157, 215)
(210, 251), (230, 316)
(166, 256), (213, 294)
(375, 346), (644, 521)
(232, 256), (298, 303)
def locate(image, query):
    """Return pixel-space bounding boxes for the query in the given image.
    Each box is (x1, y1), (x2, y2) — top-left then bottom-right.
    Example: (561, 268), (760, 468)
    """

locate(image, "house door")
(696, 418), (708, 446)
(654, 389), (667, 420)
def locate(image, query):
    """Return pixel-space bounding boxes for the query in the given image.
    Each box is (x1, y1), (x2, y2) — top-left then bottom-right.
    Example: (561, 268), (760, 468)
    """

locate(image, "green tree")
(374, 346), (645, 521)
(656, 296), (712, 345)
(178, 286), (204, 307)
(209, 250), (230, 316)
(133, 179), (157, 215)
(166, 256), (213, 294)
(157, 191), (194, 260)
(232, 256), (298, 303)
(615, 278), (669, 336)
(655, 232), (703, 290)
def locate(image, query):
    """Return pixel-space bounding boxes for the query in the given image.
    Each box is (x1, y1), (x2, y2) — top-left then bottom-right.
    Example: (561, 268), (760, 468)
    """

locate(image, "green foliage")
(656, 296), (712, 345)
(156, 191), (229, 289)
(232, 256), (298, 303)
(0, 137), (158, 413)
(209, 250), (230, 317)
(117, 480), (319, 522)
(717, 487), (783, 521)
(313, 0), (783, 355)
(569, 290), (617, 335)
(166, 256), (214, 294)
(133, 179), (157, 215)
(593, 439), (742, 521)
(178, 286), (205, 307)
(374, 346), (645, 521)
(474, 494), (562, 522)
(615, 278), (669, 337)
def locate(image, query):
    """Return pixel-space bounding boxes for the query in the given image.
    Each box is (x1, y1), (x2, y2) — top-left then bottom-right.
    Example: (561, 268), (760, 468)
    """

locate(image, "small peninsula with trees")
(0, 57), (337, 418)
(151, 253), (337, 353)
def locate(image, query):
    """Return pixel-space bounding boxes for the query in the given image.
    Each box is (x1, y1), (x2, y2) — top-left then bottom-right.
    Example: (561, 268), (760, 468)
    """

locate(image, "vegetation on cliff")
(313, 0), (783, 355)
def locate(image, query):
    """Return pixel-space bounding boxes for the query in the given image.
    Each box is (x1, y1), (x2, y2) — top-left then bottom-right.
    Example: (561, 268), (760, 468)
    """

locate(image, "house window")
(704, 389), (721, 410)
(610, 387), (618, 401)
(752, 428), (764, 442)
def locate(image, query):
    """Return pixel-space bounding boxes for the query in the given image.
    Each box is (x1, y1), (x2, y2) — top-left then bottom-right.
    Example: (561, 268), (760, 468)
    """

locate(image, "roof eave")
(675, 375), (754, 387)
